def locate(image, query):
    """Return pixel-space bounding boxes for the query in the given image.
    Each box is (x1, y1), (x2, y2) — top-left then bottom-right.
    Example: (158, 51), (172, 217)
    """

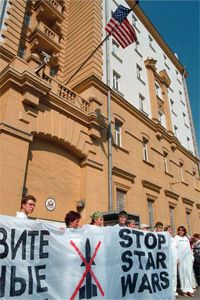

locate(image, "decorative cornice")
(164, 190), (179, 200)
(142, 180), (162, 193)
(112, 166), (136, 183)
(0, 122), (33, 142)
(182, 197), (194, 207)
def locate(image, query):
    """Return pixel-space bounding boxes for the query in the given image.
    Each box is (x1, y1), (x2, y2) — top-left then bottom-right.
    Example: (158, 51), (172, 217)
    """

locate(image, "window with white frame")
(132, 14), (139, 32)
(139, 94), (145, 112)
(186, 211), (192, 236)
(112, 39), (120, 56)
(136, 64), (144, 83)
(169, 206), (176, 235)
(176, 70), (182, 83)
(116, 188), (126, 211)
(163, 151), (169, 173)
(149, 35), (156, 52)
(174, 125), (178, 138)
(115, 121), (122, 147)
(142, 138), (149, 162)
(163, 54), (170, 70)
(135, 40), (142, 56)
(147, 199), (154, 229)
(187, 137), (190, 150)
(155, 82), (162, 99)
(183, 112), (188, 127)
(170, 99), (176, 115)
(113, 71), (120, 91)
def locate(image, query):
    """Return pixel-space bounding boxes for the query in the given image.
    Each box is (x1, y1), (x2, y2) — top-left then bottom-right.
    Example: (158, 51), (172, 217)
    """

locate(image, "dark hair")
(154, 221), (163, 228)
(118, 210), (128, 217)
(164, 225), (171, 231)
(21, 195), (36, 208)
(177, 225), (187, 236)
(65, 210), (81, 227)
(193, 233), (200, 239)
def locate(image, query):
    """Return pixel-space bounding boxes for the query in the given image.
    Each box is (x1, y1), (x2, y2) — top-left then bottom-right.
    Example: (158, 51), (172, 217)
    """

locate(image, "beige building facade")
(0, 0), (199, 232)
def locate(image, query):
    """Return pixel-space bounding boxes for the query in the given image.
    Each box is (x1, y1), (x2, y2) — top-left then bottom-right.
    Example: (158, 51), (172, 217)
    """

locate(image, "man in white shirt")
(16, 195), (36, 219)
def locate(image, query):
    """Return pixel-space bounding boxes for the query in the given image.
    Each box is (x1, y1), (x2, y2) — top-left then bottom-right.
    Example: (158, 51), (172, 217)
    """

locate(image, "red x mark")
(69, 240), (105, 300)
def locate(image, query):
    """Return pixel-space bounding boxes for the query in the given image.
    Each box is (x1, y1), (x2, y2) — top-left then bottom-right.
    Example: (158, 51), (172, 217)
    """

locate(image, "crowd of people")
(16, 195), (200, 299)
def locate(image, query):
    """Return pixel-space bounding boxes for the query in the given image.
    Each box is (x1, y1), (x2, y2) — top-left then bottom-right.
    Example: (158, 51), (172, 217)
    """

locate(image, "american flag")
(105, 5), (137, 49)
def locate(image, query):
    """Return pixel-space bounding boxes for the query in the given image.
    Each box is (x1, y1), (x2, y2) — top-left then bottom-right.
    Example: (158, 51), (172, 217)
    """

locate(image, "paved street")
(177, 287), (200, 300)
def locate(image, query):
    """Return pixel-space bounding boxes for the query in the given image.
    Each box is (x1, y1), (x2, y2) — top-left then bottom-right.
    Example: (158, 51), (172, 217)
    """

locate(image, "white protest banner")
(0, 215), (173, 300)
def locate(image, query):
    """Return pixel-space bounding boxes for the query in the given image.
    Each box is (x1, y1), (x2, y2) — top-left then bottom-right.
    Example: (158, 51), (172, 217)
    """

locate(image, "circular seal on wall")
(45, 198), (56, 211)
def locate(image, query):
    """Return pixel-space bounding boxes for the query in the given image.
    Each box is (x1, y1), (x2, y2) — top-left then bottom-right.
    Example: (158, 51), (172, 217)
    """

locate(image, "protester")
(90, 212), (104, 227)
(127, 219), (136, 228)
(139, 223), (150, 231)
(64, 210), (81, 228)
(116, 210), (128, 227)
(192, 233), (200, 286)
(16, 195), (36, 219)
(174, 226), (195, 297)
(164, 225), (178, 298)
(154, 221), (164, 232)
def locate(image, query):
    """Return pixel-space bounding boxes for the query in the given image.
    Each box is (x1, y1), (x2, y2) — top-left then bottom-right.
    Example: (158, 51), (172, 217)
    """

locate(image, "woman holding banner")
(174, 226), (195, 297)
(164, 225), (178, 298)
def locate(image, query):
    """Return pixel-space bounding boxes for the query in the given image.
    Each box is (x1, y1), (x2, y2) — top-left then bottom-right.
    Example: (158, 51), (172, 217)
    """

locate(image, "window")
(170, 99), (177, 116)
(139, 94), (145, 112)
(186, 211), (192, 236)
(24, 13), (31, 27)
(187, 137), (190, 150)
(135, 40), (142, 56)
(18, 46), (26, 59)
(147, 200), (154, 229)
(116, 189), (126, 211)
(143, 138), (148, 162)
(136, 64), (145, 84)
(158, 110), (165, 126)
(163, 151), (169, 173)
(149, 35), (156, 52)
(183, 112), (188, 127)
(115, 121), (122, 147)
(163, 54), (170, 70)
(179, 161), (184, 182)
(174, 125), (178, 138)
(179, 90), (184, 105)
(50, 66), (58, 77)
(0, 0), (9, 31)
(176, 70), (182, 83)
(112, 39), (120, 56)
(169, 207), (176, 235)
(132, 14), (139, 32)
(113, 71), (120, 91)
(155, 82), (162, 99)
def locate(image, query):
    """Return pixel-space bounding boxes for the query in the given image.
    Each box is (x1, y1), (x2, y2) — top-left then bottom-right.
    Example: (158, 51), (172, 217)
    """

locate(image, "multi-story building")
(0, 0), (199, 232)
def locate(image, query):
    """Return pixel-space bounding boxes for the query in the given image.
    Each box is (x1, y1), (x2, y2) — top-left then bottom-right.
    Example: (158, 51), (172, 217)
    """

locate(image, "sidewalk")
(178, 287), (200, 299)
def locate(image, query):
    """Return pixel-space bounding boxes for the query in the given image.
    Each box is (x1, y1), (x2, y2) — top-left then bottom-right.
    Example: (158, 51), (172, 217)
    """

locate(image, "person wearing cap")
(116, 210), (128, 227)
(154, 221), (164, 232)
(90, 212), (104, 227)
(140, 224), (150, 231)
(127, 219), (136, 228)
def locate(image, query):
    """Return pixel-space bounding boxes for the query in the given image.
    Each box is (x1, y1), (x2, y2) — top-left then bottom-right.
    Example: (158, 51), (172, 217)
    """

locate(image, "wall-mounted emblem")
(45, 198), (56, 211)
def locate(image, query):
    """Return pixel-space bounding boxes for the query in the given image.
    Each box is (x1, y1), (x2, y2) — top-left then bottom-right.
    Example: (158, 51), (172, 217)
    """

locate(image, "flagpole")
(105, 0), (112, 211)
(65, 1), (139, 86)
